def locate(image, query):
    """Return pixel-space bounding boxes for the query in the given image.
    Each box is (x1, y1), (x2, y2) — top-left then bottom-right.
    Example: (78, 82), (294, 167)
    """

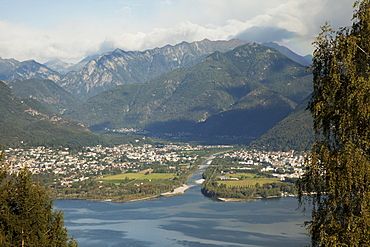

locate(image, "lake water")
(55, 159), (311, 247)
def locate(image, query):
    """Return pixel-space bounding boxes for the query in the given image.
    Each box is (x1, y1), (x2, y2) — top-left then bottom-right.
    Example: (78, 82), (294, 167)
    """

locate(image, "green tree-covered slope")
(0, 80), (105, 148)
(249, 96), (314, 151)
(7, 78), (81, 114)
(67, 43), (312, 144)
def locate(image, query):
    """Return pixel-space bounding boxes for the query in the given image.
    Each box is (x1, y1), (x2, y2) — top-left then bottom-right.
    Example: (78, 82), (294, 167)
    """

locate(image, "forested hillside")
(6, 78), (81, 114)
(0, 39), (315, 149)
(66, 43), (312, 144)
(250, 96), (314, 151)
(0, 80), (104, 148)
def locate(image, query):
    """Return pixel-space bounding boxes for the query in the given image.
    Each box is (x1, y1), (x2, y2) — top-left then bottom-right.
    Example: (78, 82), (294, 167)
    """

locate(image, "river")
(55, 154), (311, 247)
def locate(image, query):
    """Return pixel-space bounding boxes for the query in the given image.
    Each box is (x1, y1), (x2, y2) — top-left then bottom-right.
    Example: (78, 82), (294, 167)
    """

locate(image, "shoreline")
(161, 184), (193, 196)
(57, 184), (195, 203)
(54, 153), (221, 203)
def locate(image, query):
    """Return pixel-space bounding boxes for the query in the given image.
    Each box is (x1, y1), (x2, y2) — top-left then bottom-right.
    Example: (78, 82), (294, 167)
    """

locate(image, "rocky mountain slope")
(59, 39), (247, 100)
(67, 43), (312, 144)
(43, 59), (74, 75)
(0, 39), (316, 148)
(0, 57), (61, 82)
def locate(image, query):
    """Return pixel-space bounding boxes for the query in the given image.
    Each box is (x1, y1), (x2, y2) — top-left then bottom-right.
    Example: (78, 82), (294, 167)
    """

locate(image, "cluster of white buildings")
(220, 149), (306, 180)
(2, 144), (229, 185)
(2, 144), (305, 186)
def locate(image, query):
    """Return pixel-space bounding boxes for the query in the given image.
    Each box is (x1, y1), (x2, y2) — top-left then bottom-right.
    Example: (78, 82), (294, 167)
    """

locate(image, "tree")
(297, 1), (370, 246)
(0, 151), (78, 246)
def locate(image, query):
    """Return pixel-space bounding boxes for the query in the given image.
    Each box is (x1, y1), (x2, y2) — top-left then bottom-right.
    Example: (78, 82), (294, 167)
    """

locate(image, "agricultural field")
(219, 178), (281, 188)
(101, 172), (178, 183)
(228, 173), (261, 179)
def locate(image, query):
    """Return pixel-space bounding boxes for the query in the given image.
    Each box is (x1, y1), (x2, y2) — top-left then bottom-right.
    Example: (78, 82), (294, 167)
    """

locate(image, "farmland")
(220, 178), (281, 188)
(201, 150), (304, 200)
(101, 172), (178, 183)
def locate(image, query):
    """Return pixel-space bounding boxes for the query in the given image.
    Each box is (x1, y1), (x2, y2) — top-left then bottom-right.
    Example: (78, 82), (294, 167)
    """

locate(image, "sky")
(0, 0), (355, 64)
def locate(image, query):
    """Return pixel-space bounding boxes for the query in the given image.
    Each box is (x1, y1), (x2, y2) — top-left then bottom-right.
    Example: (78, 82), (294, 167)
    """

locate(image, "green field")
(179, 163), (190, 168)
(219, 178), (280, 188)
(101, 172), (177, 182)
(228, 173), (261, 179)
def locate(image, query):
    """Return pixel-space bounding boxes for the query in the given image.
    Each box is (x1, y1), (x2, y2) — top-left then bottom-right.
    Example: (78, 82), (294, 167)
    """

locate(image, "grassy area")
(145, 173), (177, 179)
(101, 172), (177, 182)
(219, 178), (280, 188)
(138, 169), (154, 174)
(179, 163), (190, 168)
(228, 173), (260, 179)
(133, 179), (175, 185)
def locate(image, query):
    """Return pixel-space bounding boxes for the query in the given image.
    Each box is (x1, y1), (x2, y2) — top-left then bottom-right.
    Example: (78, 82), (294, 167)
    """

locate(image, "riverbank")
(218, 197), (257, 202)
(56, 191), (310, 247)
(52, 152), (223, 203)
(161, 184), (193, 196)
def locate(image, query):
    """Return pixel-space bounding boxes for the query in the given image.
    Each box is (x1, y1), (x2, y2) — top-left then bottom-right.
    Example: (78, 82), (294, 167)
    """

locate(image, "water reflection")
(56, 185), (310, 246)
(55, 155), (310, 246)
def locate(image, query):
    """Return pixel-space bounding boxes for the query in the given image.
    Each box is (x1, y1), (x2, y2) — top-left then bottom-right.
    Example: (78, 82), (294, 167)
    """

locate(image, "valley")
(0, 39), (314, 150)
(3, 143), (304, 202)
(0, 38), (314, 201)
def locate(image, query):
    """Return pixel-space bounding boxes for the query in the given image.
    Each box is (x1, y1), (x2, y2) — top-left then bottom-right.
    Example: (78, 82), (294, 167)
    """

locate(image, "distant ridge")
(67, 43), (312, 144)
(43, 59), (74, 75)
(0, 57), (61, 82)
(59, 39), (248, 100)
(262, 42), (312, 66)
(0, 39), (315, 149)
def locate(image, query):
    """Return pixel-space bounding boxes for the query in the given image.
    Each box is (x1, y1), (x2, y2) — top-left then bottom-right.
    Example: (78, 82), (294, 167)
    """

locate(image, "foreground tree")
(297, 1), (370, 246)
(0, 151), (77, 246)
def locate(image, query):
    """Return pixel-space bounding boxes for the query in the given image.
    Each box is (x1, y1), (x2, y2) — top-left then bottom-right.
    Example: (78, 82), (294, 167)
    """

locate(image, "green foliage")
(201, 157), (297, 199)
(250, 96), (315, 151)
(67, 43), (312, 144)
(298, 1), (370, 245)
(0, 80), (105, 149)
(0, 151), (77, 246)
(7, 79), (81, 114)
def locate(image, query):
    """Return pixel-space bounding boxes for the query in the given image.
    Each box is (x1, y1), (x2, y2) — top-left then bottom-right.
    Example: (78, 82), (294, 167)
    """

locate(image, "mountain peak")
(261, 42), (312, 66)
(59, 39), (249, 100)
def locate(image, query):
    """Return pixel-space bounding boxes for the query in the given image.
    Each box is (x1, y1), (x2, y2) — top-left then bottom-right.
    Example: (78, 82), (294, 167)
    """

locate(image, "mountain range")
(0, 57), (61, 82)
(66, 43), (312, 144)
(59, 39), (248, 100)
(43, 55), (100, 75)
(0, 39), (315, 150)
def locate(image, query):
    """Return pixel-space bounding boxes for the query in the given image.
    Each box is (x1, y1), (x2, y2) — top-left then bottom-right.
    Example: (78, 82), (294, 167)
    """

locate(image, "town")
(3, 143), (305, 189)
(220, 149), (305, 180)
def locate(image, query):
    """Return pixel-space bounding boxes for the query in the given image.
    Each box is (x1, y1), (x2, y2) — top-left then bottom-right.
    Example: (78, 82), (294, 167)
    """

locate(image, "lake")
(55, 158), (311, 247)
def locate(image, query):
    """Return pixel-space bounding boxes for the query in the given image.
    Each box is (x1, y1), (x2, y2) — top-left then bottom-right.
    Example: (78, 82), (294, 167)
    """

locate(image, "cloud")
(96, 20), (246, 55)
(161, 1), (173, 5)
(235, 26), (299, 43)
(82, 0), (354, 58)
(0, 0), (356, 63)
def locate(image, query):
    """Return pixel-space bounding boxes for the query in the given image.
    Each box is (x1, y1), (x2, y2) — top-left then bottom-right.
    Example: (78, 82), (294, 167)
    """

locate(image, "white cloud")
(0, 0), (356, 63)
(161, 1), (173, 5)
